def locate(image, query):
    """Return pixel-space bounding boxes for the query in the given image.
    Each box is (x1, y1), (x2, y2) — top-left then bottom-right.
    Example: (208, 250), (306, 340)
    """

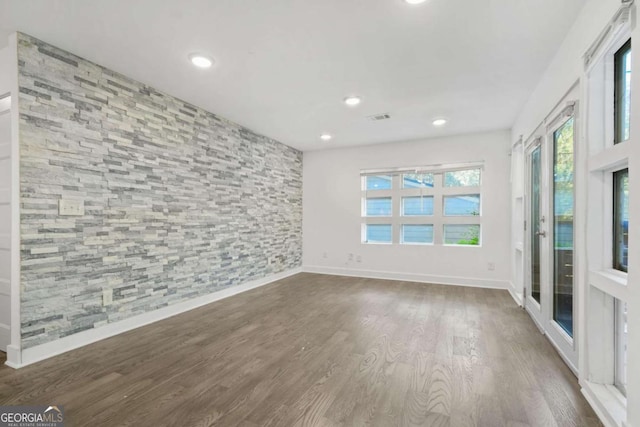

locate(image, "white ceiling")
(0, 0), (585, 151)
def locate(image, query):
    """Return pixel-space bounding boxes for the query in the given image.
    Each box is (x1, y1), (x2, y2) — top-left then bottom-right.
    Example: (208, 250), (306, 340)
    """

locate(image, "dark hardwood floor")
(0, 273), (600, 426)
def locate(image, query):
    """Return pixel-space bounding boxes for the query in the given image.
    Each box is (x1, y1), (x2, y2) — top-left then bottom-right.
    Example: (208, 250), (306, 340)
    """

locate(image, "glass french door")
(525, 141), (546, 330)
(524, 115), (577, 371)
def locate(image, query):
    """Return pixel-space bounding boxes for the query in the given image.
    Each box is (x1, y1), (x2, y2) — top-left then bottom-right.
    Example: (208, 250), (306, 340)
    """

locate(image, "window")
(583, 8), (633, 422)
(613, 169), (629, 272)
(365, 224), (392, 243)
(553, 117), (575, 336)
(402, 196), (434, 216)
(444, 169), (481, 187)
(444, 224), (480, 246)
(365, 175), (392, 190)
(401, 225), (434, 244)
(443, 194), (480, 216)
(361, 167), (482, 245)
(365, 197), (392, 217)
(403, 173), (434, 188)
(615, 299), (628, 396)
(614, 39), (631, 144)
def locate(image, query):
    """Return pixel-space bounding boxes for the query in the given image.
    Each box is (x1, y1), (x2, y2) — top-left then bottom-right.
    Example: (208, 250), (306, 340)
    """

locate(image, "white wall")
(0, 46), (11, 96)
(512, 0), (621, 141)
(303, 130), (512, 289)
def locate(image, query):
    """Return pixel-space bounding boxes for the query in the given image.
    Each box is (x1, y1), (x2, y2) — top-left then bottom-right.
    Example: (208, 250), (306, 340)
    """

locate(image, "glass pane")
(443, 225), (480, 245)
(402, 196), (434, 216)
(615, 40), (632, 144)
(365, 197), (392, 216)
(366, 224), (392, 243)
(402, 225), (434, 244)
(530, 146), (542, 304)
(553, 118), (574, 337)
(444, 194), (480, 216)
(403, 173), (434, 188)
(615, 299), (628, 396)
(614, 169), (629, 272)
(444, 169), (481, 187)
(365, 175), (392, 190)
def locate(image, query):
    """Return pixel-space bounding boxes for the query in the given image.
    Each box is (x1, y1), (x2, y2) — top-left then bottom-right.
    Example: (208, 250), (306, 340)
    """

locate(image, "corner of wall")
(507, 281), (523, 307)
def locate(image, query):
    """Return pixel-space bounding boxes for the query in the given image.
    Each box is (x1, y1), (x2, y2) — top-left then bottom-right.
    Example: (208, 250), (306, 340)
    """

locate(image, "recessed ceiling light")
(404, 0), (428, 4)
(432, 118), (447, 126)
(320, 133), (333, 141)
(189, 53), (213, 68)
(344, 96), (362, 107)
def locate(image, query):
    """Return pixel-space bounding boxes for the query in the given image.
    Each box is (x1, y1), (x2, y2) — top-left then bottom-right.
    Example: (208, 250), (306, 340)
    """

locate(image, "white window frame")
(582, 3), (633, 425)
(360, 164), (483, 246)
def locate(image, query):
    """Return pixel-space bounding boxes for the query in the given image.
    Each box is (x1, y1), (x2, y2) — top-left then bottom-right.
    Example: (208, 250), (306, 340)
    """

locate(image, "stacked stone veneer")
(17, 33), (302, 348)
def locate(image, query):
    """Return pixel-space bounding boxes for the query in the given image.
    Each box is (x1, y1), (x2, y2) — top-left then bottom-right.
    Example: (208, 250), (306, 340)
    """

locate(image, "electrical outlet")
(356, 255), (362, 263)
(348, 253), (354, 261)
(59, 199), (84, 216)
(102, 289), (113, 306)
(488, 262), (495, 271)
(323, 252), (328, 259)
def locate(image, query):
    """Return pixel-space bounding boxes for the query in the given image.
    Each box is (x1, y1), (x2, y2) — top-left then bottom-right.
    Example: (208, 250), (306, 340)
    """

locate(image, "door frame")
(543, 103), (579, 371)
(522, 96), (580, 373)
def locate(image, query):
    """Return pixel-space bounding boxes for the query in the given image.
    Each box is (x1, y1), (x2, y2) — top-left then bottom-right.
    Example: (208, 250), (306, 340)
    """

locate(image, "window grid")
(361, 169), (482, 245)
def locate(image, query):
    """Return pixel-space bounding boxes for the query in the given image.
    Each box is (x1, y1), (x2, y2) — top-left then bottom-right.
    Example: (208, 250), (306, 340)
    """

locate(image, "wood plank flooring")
(0, 273), (601, 426)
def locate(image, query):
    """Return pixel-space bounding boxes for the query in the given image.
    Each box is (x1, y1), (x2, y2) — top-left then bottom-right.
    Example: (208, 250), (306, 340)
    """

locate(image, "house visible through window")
(361, 166), (482, 245)
(613, 168), (629, 272)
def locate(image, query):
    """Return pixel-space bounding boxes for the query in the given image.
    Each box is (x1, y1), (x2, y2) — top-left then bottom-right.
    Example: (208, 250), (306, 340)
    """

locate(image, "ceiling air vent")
(367, 113), (391, 121)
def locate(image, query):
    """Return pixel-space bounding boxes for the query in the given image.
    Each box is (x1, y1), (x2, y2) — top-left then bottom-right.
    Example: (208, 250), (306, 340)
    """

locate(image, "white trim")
(360, 161), (484, 176)
(303, 265), (509, 290)
(582, 380), (628, 427)
(5, 267), (302, 369)
(589, 142), (631, 172)
(507, 281), (523, 306)
(525, 304), (545, 334)
(0, 323), (8, 352)
(5, 344), (20, 367)
(7, 32), (20, 370)
(584, 1), (635, 71)
(590, 269), (630, 300)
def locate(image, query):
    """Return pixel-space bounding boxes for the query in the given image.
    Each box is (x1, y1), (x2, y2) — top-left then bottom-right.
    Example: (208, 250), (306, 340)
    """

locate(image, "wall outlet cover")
(59, 199), (84, 216)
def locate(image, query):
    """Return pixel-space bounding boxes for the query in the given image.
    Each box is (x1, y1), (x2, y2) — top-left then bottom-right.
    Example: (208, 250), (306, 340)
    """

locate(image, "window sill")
(589, 269), (628, 300)
(581, 381), (627, 427)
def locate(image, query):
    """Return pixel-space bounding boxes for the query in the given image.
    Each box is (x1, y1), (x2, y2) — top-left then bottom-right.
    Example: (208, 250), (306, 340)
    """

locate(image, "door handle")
(536, 230), (546, 237)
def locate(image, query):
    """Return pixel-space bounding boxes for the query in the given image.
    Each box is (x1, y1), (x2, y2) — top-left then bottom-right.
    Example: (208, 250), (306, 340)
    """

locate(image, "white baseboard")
(5, 344), (20, 368)
(507, 281), (523, 306)
(0, 322), (9, 353)
(7, 267), (302, 369)
(302, 265), (509, 290)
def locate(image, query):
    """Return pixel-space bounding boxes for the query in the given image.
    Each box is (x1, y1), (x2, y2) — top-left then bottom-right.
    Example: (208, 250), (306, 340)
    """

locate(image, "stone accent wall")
(17, 33), (302, 348)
